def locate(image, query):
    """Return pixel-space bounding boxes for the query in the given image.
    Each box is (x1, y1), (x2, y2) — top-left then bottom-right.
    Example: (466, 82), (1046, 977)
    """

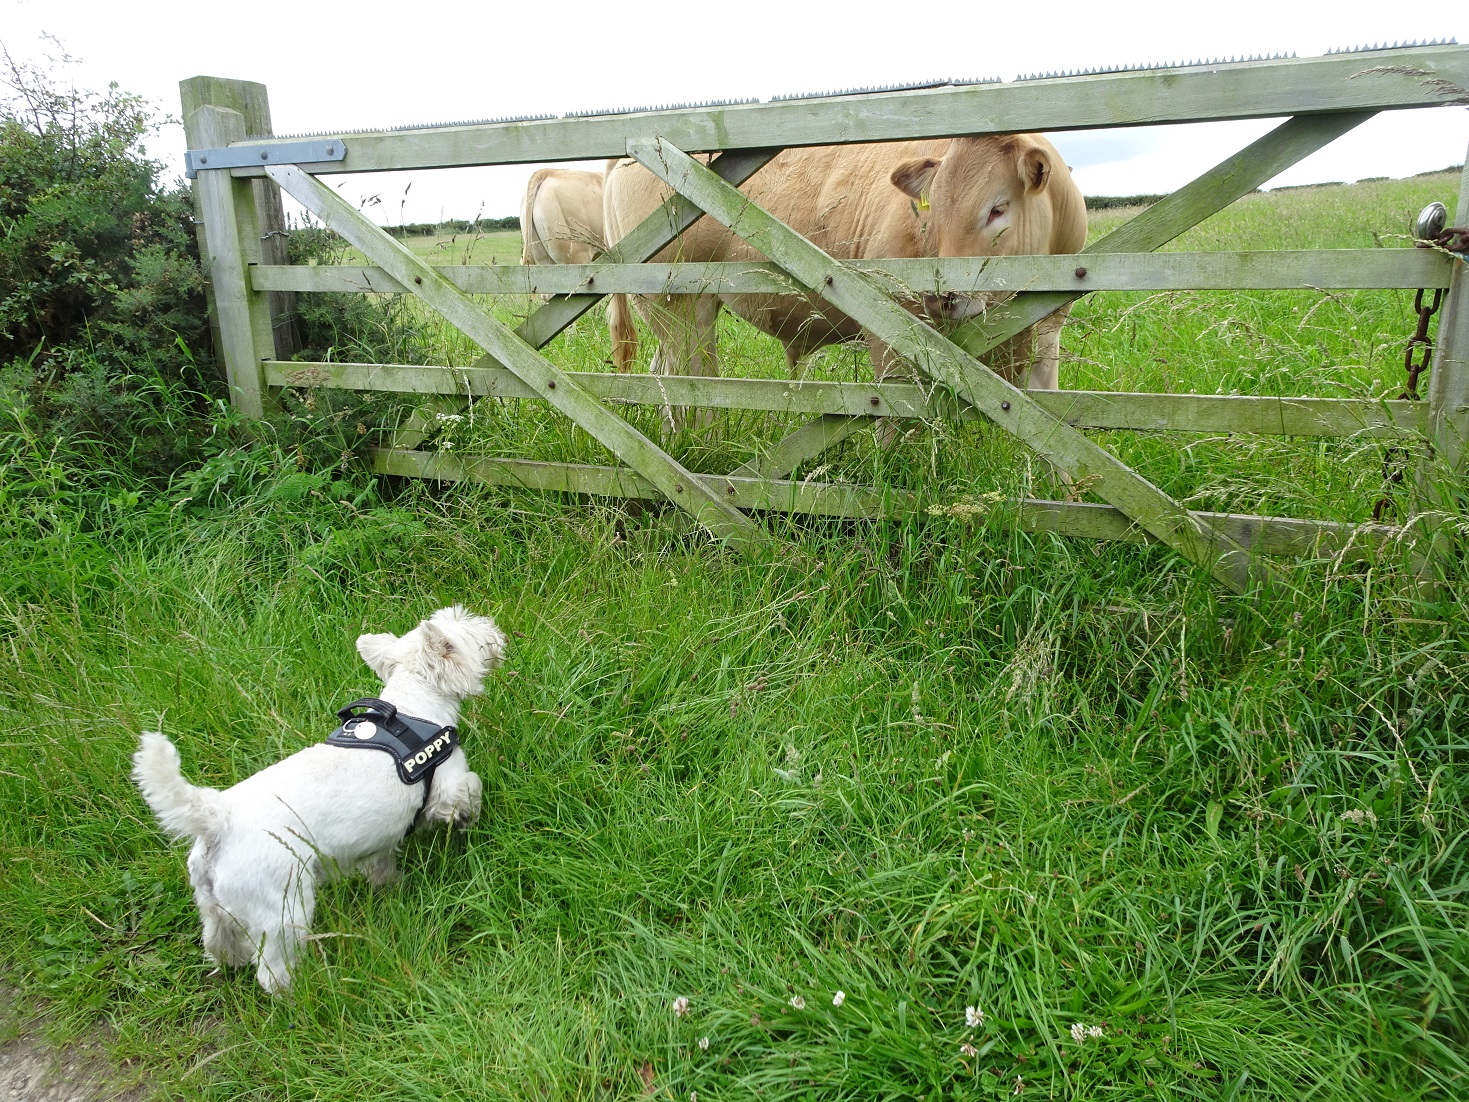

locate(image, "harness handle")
(336, 697), (399, 723)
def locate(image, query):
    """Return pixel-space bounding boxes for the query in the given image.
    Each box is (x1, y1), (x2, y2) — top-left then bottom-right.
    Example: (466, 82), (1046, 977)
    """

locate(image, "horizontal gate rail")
(217, 47), (1468, 175)
(371, 448), (1396, 563)
(250, 248), (1456, 296)
(267, 362), (1423, 438)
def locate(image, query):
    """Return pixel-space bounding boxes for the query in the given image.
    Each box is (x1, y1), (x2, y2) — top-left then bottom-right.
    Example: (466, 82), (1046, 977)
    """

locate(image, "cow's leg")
(639, 293), (720, 435)
(1023, 303), (1072, 392)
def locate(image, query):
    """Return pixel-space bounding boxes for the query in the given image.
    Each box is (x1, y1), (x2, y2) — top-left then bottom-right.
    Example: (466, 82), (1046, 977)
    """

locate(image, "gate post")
(1416, 149), (1469, 595)
(180, 77), (300, 369)
(183, 102), (276, 418)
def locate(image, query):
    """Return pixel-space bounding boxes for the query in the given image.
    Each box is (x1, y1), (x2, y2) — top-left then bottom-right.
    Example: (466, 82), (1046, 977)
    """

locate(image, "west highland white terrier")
(133, 605), (507, 993)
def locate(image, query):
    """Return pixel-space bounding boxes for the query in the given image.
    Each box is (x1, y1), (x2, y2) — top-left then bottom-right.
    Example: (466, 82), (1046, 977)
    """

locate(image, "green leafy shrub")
(0, 47), (209, 375)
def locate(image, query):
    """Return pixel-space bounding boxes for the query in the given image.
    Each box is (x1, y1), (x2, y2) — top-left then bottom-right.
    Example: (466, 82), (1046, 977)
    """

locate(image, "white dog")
(132, 605), (507, 993)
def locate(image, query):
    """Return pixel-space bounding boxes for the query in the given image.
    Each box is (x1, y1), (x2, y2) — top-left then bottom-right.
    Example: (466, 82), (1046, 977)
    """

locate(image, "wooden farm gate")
(181, 44), (1469, 594)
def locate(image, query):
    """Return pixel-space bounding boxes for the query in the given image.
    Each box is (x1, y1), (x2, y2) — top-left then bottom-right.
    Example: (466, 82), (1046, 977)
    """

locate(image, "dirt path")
(0, 992), (148, 1102)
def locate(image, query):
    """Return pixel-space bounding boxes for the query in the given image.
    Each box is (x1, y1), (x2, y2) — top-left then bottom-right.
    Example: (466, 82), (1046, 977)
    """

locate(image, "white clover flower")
(1070, 1022), (1086, 1044)
(698, 1036), (710, 1051)
(1340, 809), (1378, 826)
(1086, 1025), (1103, 1040)
(832, 990), (846, 1007)
(965, 1005), (984, 1029)
(673, 996), (689, 1018)
(789, 994), (806, 1010)
(959, 1042), (978, 1057)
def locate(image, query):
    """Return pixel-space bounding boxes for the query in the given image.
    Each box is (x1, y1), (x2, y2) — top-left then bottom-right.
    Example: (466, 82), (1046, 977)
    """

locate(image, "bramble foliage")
(0, 45), (216, 484)
(0, 46), (208, 376)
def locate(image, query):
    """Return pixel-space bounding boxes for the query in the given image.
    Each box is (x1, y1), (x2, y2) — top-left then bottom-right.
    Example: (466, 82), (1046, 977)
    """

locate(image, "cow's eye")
(987, 202), (1009, 224)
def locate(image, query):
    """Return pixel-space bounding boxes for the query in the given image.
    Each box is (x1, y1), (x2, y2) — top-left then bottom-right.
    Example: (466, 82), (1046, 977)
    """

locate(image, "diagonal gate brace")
(264, 163), (766, 550)
(629, 136), (1275, 594)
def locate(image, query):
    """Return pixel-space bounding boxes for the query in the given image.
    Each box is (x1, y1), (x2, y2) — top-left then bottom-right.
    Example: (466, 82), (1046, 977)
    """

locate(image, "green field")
(1, 170), (1466, 1101)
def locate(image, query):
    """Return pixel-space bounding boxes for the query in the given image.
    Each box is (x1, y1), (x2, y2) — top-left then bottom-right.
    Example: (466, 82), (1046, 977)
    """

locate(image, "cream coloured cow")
(603, 135), (1086, 426)
(520, 168), (607, 266)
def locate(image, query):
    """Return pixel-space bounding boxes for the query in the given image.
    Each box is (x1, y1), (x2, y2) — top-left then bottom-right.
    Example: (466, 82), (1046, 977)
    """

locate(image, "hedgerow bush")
(0, 44), (217, 485)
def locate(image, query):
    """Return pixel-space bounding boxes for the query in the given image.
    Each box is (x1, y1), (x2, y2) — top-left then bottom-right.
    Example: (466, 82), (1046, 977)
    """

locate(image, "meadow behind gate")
(1, 161), (1467, 1101)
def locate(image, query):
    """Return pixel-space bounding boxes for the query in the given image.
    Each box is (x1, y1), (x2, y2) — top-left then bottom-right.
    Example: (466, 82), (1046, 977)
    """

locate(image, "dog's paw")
(358, 850), (401, 889)
(452, 772), (483, 830)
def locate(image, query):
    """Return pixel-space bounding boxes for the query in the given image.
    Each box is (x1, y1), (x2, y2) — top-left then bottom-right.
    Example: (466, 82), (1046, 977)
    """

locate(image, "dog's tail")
(132, 731), (225, 841)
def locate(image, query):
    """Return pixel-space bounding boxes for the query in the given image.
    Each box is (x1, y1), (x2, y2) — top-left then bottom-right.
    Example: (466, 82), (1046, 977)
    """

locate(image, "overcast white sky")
(4, 0), (1468, 223)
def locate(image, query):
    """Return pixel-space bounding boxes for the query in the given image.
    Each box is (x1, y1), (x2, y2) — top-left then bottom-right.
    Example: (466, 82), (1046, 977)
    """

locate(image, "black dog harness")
(324, 698), (459, 811)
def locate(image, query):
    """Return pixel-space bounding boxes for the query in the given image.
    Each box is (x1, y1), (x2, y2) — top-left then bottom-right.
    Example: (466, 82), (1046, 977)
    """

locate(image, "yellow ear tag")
(916, 194), (930, 212)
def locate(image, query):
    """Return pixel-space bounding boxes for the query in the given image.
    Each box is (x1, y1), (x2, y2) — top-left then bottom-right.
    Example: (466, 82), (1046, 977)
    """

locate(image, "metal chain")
(1372, 287), (1445, 521)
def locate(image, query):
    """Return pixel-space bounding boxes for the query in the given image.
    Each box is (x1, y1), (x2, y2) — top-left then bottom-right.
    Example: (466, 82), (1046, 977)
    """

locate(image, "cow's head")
(890, 134), (1085, 320)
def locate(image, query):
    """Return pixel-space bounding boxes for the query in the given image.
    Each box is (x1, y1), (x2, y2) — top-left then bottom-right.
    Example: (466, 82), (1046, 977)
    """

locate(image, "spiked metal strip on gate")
(183, 43), (1469, 591)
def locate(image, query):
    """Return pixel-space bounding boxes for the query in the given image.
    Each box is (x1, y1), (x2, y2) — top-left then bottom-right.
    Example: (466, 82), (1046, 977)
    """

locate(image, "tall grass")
(0, 172), (1465, 1101)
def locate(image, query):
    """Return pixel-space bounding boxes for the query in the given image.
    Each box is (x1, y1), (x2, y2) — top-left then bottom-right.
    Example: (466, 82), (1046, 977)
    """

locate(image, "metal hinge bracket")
(185, 138), (347, 178)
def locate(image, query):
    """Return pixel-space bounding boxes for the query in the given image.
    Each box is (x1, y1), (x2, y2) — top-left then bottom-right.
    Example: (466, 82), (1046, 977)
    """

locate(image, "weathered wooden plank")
(264, 163), (766, 549)
(370, 447), (1397, 562)
(189, 105), (276, 418)
(371, 448), (907, 518)
(268, 361), (1423, 439)
(224, 47), (1469, 175)
(630, 136), (1268, 592)
(949, 112), (1375, 359)
(250, 248), (1456, 296)
(727, 415), (868, 479)
(1009, 501), (1399, 562)
(181, 77), (299, 360)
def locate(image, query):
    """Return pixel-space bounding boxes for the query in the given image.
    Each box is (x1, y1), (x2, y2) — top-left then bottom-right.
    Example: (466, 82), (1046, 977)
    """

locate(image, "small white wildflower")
(1070, 1022), (1086, 1044)
(965, 1005), (984, 1029)
(673, 996), (689, 1018)
(1340, 809), (1378, 826)
(789, 994), (806, 1010)
(698, 1036), (710, 1051)
(690, 1093), (697, 1102)
(832, 990), (846, 1007)
(1086, 1025), (1103, 1040)
(1012, 1075), (1024, 1095)
(959, 1042), (978, 1057)
(435, 413), (465, 424)
(439, 440), (454, 451)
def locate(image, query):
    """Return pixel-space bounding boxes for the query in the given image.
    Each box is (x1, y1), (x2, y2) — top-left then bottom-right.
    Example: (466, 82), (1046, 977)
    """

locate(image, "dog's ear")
(356, 632), (400, 680)
(417, 617), (492, 698)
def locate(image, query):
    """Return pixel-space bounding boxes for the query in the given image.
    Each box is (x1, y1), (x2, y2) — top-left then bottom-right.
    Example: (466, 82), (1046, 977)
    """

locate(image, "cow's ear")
(1019, 146), (1052, 192)
(891, 157), (941, 201)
